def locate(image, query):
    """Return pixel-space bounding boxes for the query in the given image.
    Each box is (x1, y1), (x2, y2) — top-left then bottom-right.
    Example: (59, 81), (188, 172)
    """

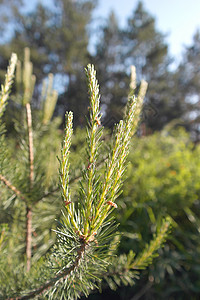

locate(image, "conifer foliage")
(0, 53), (171, 299)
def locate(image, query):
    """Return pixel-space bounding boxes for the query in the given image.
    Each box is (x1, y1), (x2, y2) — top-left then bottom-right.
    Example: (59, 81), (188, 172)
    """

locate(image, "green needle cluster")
(59, 64), (148, 244)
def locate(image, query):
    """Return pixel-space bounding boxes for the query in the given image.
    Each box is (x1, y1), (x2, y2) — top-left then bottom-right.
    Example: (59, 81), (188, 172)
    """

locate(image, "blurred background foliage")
(0, 0), (200, 136)
(115, 129), (200, 299)
(1, 0), (200, 299)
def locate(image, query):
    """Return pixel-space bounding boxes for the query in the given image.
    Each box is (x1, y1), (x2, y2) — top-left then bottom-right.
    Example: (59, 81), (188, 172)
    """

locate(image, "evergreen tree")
(0, 0), (95, 79)
(122, 1), (183, 132)
(0, 0), (23, 34)
(176, 29), (200, 140)
(0, 48), (62, 273)
(51, 0), (95, 75)
(0, 0), (96, 125)
(0, 3), (55, 84)
(94, 1), (183, 132)
(94, 11), (129, 127)
(54, 0), (96, 126)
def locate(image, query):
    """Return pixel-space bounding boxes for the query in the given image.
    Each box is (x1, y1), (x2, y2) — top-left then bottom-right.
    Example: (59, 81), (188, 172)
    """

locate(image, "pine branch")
(44, 64), (148, 297)
(9, 243), (86, 300)
(8, 217), (170, 300)
(0, 174), (27, 202)
(104, 217), (172, 290)
(130, 217), (171, 270)
(5, 63), (171, 300)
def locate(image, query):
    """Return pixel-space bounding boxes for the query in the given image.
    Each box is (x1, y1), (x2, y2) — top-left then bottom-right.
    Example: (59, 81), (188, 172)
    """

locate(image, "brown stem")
(9, 243), (85, 300)
(0, 174), (26, 202)
(26, 206), (32, 272)
(26, 103), (34, 188)
(25, 103), (34, 272)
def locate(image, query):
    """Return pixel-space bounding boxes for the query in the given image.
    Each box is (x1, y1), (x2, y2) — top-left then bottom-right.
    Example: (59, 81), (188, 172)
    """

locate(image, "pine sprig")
(83, 64), (103, 237)
(131, 216), (172, 270)
(90, 79), (148, 235)
(104, 217), (172, 290)
(59, 111), (80, 233)
(40, 64), (149, 297)
(42, 73), (58, 125)
(22, 48), (36, 105)
(0, 53), (17, 117)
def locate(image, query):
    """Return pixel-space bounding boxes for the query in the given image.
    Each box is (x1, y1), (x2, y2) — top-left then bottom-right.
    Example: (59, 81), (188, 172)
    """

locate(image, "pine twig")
(9, 243), (86, 300)
(25, 103), (34, 272)
(25, 206), (32, 272)
(0, 53), (17, 117)
(83, 64), (102, 237)
(130, 217), (171, 270)
(26, 103), (34, 188)
(0, 174), (27, 202)
(60, 111), (80, 233)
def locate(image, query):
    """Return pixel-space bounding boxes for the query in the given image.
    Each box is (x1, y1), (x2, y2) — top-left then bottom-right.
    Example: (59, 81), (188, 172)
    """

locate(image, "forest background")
(0, 0), (200, 299)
